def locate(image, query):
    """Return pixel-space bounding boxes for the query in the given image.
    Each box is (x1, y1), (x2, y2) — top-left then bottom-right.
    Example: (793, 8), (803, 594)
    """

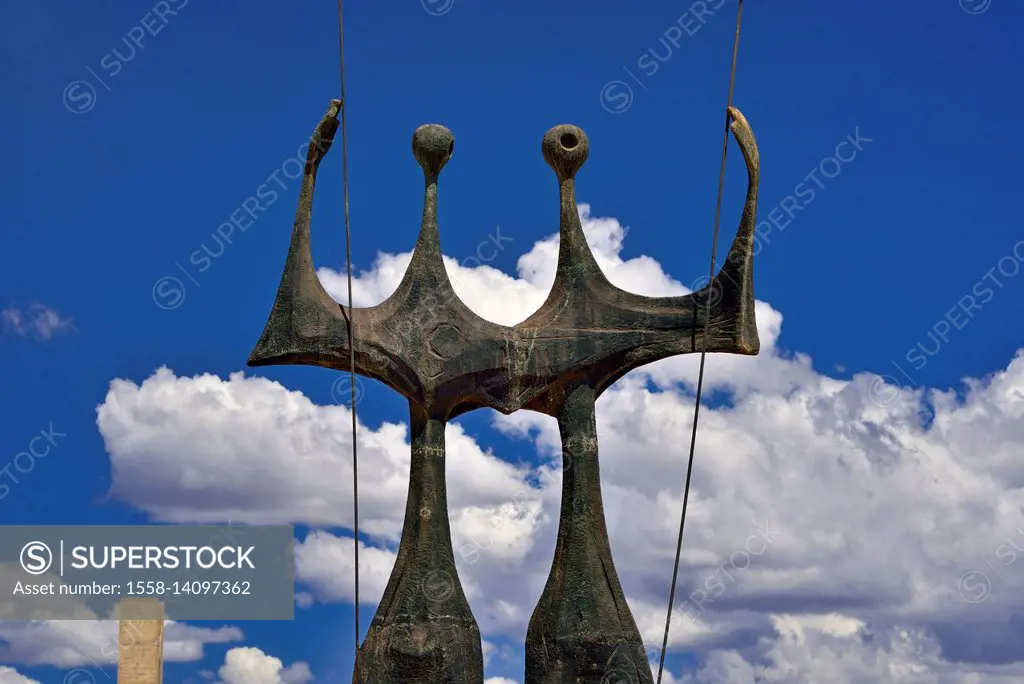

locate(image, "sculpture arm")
(616, 105), (759, 352)
(708, 105), (759, 354)
(595, 106), (761, 392)
(516, 110), (761, 402)
(247, 101), (420, 397)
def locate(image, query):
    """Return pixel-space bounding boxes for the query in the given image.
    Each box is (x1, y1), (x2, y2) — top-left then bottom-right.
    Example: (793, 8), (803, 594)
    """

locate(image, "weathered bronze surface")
(248, 99), (760, 683)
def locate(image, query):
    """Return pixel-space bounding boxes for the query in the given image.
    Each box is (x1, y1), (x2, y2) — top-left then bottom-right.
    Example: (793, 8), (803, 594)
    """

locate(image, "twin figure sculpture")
(248, 99), (761, 684)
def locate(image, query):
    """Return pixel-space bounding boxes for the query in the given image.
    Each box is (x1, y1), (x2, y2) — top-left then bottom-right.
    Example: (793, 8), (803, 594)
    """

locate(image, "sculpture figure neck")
(556, 177), (597, 276)
(414, 172), (442, 261)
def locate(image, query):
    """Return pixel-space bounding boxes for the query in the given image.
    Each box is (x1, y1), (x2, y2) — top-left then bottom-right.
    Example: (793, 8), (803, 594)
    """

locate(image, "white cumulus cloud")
(64, 205), (1024, 681)
(0, 667), (41, 684)
(217, 646), (312, 684)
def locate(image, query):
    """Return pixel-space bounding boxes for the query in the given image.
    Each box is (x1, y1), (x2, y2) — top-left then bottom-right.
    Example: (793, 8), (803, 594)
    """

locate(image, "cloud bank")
(14, 205), (1024, 682)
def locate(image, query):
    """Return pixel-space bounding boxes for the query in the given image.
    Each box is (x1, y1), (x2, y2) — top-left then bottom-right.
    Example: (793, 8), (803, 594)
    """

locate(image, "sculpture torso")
(250, 112), (759, 420)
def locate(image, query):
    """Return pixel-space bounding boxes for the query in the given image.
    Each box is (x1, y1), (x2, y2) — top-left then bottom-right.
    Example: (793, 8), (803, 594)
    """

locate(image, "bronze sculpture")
(248, 99), (761, 683)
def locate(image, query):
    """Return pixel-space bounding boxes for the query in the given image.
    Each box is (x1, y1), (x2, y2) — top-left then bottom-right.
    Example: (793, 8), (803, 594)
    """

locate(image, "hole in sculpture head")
(448, 140), (454, 157)
(559, 132), (579, 150)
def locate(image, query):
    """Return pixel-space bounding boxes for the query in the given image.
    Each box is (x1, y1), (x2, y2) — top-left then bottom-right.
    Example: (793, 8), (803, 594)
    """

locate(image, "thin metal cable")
(336, 0), (361, 672)
(656, 2), (743, 681)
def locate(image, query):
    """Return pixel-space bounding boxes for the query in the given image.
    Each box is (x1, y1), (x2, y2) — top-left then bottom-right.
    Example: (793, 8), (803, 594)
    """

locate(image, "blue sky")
(3, 1), (1024, 683)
